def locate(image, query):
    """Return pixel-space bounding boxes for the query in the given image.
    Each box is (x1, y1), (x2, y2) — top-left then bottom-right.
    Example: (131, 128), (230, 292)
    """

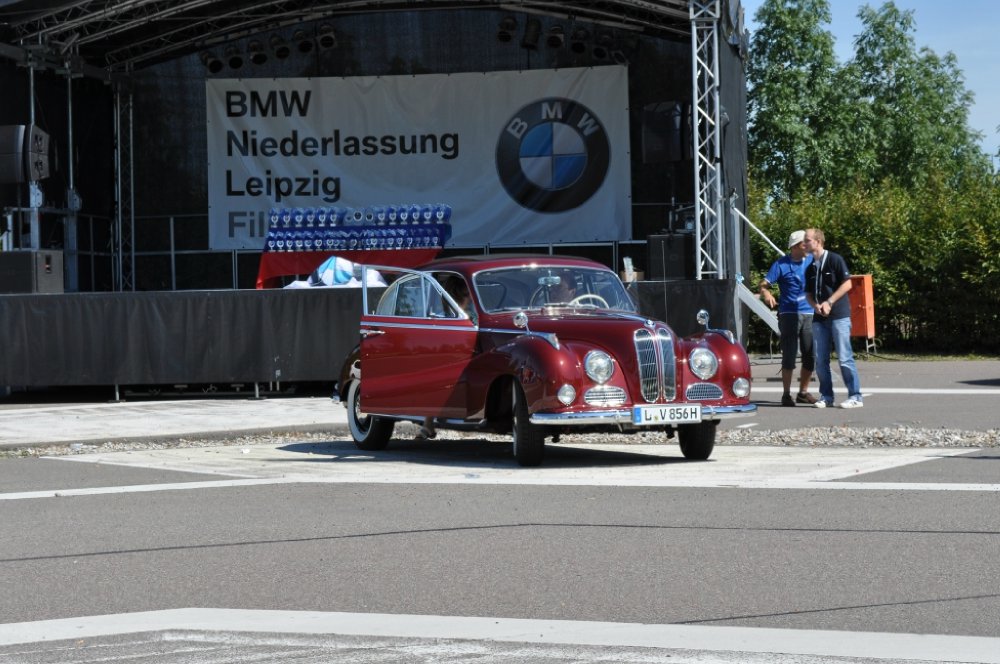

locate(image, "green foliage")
(748, 170), (1000, 352)
(749, 0), (989, 199)
(747, 0), (845, 199)
(746, 1), (999, 352)
(849, 4), (990, 187)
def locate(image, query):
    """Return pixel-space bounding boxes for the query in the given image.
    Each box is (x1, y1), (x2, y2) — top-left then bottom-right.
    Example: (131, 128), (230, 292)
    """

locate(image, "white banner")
(206, 66), (631, 250)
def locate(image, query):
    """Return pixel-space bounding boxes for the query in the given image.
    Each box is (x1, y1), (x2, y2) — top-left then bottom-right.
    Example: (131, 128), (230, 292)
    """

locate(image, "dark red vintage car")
(339, 255), (755, 466)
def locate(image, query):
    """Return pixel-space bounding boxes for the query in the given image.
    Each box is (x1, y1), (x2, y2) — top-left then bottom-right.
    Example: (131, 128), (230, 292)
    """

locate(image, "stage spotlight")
(293, 29), (314, 53)
(521, 18), (541, 49)
(592, 30), (614, 60)
(546, 25), (565, 49)
(269, 34), (290, 59)
(199, 50), (224, 74)
(570, 27), (589, 54)
(225, 45), (243, 69)
(497, 16), (517, 43)
(247, 39), (267, 65)
(612, 34), (640, 64)
(317, 24), (337, 50)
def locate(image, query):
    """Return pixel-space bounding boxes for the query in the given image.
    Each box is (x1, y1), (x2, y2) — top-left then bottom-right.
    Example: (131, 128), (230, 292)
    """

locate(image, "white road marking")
(752, 386), (1000, 395)
(0, 609), (997, 662)
(0, 478), (300, 501)
(0, 446), (994, 500)
(2, 477), (998, 501)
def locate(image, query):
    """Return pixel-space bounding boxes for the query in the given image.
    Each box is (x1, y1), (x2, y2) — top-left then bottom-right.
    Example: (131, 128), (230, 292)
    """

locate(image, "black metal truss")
(1, 0), (693, 72)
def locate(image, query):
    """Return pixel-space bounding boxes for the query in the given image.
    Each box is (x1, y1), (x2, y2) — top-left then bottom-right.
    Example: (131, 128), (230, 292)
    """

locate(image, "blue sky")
(740, 0), (999, 160)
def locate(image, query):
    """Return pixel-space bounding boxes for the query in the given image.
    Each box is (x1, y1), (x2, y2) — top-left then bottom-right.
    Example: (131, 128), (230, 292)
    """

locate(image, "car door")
(359, 271), (478, 418)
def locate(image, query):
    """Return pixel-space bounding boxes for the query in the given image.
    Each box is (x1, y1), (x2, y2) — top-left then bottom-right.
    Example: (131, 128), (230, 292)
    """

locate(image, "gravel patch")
(2, 424), (997, 458)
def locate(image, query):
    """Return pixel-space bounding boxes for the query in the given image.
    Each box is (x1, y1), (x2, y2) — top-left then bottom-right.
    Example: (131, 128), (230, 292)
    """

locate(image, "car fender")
(678, 331), (752, 395)
(479, 334), (581, 414)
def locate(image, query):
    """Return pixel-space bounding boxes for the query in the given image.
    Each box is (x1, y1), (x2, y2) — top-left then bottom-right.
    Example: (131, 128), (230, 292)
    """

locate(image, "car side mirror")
(513, 311), (528, 329)
(696, 309), (710, 328)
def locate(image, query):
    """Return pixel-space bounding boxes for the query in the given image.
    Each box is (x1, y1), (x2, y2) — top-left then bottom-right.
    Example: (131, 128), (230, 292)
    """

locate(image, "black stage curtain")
(0, 289), (365, 386)
(1, 281), (737, 387)
(633, 279), (737, 338)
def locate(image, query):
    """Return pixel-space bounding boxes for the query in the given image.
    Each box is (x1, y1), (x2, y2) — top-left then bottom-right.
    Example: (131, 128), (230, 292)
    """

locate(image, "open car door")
(358, 267), (477, 419)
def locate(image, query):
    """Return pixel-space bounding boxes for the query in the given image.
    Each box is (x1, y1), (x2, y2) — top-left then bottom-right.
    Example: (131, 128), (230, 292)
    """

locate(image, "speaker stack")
(0, 124), (50, 183)
(647, 233), (694, 281)
(640, 101), (692, 164)
(0, 250), (64, 293)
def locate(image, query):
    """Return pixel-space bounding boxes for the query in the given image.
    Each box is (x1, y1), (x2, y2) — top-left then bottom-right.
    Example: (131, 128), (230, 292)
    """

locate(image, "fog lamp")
(557, 384), (576, 405)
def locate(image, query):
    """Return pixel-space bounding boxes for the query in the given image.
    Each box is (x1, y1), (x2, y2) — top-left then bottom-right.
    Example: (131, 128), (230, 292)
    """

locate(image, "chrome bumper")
(530, 403), (757, 426)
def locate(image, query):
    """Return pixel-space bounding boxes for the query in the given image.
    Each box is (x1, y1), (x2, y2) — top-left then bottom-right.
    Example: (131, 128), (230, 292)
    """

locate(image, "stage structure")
(0, 0), (763, 390)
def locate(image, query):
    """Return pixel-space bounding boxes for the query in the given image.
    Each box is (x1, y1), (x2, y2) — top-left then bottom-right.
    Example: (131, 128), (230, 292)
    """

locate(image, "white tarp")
(206, 66), (631, 250)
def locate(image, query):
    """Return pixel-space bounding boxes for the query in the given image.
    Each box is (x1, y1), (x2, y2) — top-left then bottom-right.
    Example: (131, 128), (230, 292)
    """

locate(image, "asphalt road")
(1, 359), (999, 663)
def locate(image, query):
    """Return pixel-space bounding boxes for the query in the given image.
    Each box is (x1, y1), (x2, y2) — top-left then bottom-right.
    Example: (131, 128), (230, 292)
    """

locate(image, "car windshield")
(473, 265), (637, 313)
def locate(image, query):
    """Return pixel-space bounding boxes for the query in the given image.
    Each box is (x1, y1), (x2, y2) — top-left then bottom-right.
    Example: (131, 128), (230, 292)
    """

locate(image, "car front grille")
(686, 382), (723, 401)
(584, 385), (626, 406)
(633, 327), (676, 403)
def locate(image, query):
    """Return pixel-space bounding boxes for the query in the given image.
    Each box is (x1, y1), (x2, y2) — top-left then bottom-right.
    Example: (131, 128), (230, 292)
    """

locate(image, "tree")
(748, 1), (989, 200)
(848, 3), (989, 186)
(745, 1), (999, 352)
(747, 0), (853, 200)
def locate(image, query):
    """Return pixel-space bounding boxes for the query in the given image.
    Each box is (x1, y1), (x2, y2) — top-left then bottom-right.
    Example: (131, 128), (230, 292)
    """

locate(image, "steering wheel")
(529, 288), (547, 307)
(569, 293), (609, 308)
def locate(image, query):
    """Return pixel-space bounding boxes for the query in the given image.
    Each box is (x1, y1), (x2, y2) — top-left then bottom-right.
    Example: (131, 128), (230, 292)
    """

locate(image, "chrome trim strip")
(529, 403), (757, 425)
(657, 327), (676, 401)
(634, 328), (659, 403)
(359, 321), (477, 333)
(531, 410), (632, 425)
(702, 403), (758, 419)
(478, 326), (559, 348)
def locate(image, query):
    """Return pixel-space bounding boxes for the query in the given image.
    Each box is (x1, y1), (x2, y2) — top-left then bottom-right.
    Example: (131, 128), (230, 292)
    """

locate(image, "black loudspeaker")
(0, 250), (64, 293)
(647, 233), (694, 281)
(641, 101), (692, 163)
(0, 124), (51, 183)
(0, 125), (26, 183)
(633, 279), (737, 338)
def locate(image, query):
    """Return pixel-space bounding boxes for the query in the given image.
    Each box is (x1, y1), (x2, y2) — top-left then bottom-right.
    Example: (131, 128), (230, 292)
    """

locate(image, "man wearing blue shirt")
(759, 230), (817, 406)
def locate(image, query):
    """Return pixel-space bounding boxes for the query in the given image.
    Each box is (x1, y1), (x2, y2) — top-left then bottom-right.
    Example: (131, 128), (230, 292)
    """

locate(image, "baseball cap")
(788, 230), (806, 248)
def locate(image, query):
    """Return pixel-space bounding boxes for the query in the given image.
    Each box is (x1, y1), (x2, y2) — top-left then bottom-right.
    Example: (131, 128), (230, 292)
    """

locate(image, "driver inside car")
(546, 273), (577, 304)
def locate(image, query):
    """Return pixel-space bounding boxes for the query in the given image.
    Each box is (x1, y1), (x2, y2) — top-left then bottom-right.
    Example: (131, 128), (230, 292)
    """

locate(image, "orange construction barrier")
(848, 274), (875, 350)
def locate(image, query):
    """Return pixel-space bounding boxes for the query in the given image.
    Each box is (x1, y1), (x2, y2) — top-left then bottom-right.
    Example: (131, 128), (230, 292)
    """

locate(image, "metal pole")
(65, 63), (79, 291)
(1, 212), (12, 251)
(27, 62), (40, 250)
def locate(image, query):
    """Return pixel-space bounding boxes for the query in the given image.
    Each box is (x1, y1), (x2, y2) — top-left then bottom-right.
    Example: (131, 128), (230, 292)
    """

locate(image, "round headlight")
(584, 350), (615, 384)
(689, 348), (719, 380)
(557, 383), (577, 405)
(732, 377), (751, 398)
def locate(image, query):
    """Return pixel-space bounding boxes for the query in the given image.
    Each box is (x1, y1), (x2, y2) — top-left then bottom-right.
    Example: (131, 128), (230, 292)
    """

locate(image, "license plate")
(632, 404), (702, 425)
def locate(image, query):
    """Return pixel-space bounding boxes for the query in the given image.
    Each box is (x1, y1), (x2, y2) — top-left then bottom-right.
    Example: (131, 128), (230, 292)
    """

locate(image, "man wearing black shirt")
(803, 228), (864, 409)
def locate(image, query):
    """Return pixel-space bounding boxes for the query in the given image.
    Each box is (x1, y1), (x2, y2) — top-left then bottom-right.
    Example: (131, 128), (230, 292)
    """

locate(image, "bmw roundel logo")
(496, 98), (611, 213)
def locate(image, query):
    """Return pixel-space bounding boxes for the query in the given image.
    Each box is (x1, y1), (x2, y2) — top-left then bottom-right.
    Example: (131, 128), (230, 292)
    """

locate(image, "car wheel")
(677, 421), (717, 460)
(512, 383), (545, 467)
(346, 379), (394, 451)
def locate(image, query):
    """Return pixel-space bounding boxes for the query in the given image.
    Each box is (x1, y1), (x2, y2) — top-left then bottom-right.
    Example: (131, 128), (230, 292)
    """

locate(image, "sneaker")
(414, 426), (437, 440)
(781, 394), (796, 407)
(814, 400), (829, 409)
(796, 392), (818, 405)
(839, 398), (864, 409)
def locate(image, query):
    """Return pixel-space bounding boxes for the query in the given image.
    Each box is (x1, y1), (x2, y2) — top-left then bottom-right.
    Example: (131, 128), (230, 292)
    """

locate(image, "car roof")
(418, 254), (611, 276)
